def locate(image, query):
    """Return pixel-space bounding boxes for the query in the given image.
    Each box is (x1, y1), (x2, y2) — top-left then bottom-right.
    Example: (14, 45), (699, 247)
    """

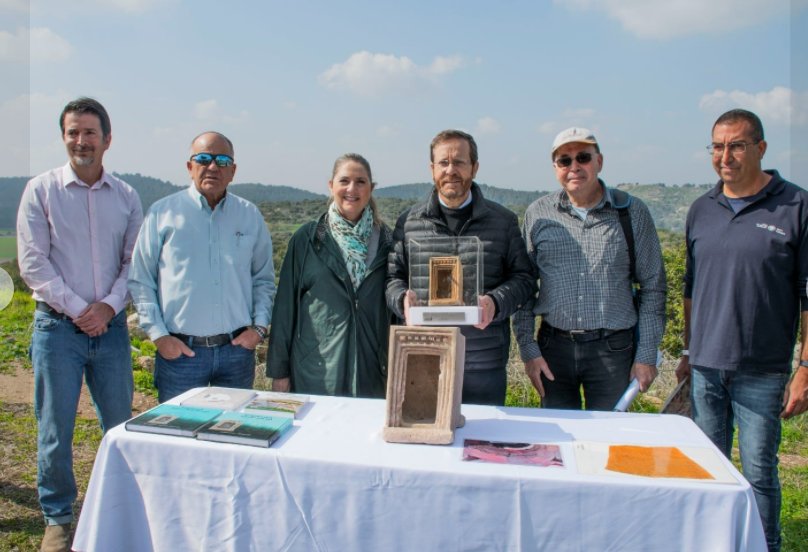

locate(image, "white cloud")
(0, 27), (72, 62)
(476, 116), (501, 135)
(429, 55), (465, 75)
(554, 0), (794, 39)
(699, 86), (808, 126)
(319, 51), (467, 98)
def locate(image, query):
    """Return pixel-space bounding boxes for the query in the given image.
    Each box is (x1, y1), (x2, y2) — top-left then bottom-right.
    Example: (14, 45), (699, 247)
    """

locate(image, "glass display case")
(407, 236), (483, 325)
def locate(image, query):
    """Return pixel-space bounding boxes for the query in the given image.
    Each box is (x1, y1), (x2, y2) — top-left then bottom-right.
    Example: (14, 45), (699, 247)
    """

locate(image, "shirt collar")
(555, 179), (609, 212)
(187, 182), (228, 212)
(708, 169), (785, 204)
(437, 190), (473, 209)
(61, 163), (111, 190)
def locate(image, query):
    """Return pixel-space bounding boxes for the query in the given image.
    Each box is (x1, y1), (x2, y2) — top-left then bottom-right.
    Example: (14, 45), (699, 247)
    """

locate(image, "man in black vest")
(514, 127), (666, 410)
(386, 129), (536, 405)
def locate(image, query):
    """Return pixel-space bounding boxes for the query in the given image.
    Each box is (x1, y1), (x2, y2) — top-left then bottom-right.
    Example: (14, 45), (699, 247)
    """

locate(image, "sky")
(2, 0), (807, 193)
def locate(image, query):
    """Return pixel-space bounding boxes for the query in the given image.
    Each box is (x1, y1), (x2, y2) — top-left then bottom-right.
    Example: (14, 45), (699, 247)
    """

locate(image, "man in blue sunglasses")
(129, 131), (275, 402)
(514, 127), (666, 411)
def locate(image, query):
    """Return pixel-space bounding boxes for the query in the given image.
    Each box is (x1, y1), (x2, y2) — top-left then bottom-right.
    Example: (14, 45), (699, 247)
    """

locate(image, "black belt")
(539, 322), (630, 343)
(35, 301), (70, 319)
(170, 327), (248, 348)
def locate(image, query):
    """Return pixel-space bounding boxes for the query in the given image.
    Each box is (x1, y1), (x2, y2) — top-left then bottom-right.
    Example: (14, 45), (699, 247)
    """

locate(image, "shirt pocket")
(225, 230), (257, 268)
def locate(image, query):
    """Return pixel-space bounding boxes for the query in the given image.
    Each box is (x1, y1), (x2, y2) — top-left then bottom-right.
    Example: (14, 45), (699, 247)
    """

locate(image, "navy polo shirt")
(684, 170), (808, 372)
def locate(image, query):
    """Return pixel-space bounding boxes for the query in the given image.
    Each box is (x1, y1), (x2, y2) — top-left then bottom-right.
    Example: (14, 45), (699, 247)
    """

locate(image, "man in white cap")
(513, 127), (666, 410)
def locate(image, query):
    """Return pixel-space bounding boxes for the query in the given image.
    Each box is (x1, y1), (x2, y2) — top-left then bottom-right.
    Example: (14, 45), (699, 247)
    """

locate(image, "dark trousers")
(462, 368), (507, 406)
(538, 326), (634, 411)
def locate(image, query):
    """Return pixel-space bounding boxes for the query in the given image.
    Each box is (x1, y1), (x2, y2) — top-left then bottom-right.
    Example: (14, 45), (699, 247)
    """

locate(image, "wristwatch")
(251, 325), (268, 341)
(681, 349), (689, 356)
(799, 360), (808, 369)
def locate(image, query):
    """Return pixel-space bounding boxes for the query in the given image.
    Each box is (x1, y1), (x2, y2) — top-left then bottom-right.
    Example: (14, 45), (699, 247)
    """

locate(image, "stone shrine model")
(383, 326), (465, 445)
(428, 256), (463, 306)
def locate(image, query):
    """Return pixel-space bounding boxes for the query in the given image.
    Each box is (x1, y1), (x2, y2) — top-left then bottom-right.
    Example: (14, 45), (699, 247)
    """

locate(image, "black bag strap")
(611, 189), (637, 285)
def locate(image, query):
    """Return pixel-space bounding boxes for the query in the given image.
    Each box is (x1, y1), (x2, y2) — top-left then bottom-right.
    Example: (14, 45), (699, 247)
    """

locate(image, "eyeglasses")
(706, 141), (760, 156)
(189, 153), (235, 167)
(554, 152), (595, 168)
(434, 159), (471, 170)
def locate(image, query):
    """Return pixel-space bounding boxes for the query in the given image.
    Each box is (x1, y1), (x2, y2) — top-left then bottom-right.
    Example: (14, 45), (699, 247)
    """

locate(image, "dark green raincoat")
(267, 214), (393, 398)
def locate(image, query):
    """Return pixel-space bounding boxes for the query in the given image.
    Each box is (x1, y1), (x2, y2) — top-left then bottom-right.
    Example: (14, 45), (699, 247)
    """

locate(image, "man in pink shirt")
(16, 97), (143, 552)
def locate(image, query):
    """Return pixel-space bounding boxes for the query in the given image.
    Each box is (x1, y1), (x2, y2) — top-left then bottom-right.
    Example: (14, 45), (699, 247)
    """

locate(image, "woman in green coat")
(267, 154), (393, 398)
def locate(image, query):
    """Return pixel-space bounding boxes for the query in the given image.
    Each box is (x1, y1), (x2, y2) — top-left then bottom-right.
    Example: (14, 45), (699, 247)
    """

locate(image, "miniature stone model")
(383, 326), (465, 445)
(428, 256), (463, 306)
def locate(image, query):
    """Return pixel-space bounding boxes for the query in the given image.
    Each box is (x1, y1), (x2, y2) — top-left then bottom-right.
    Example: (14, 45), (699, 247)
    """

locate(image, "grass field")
(0, 292), (805, 550)
(0, 236), (16, 261)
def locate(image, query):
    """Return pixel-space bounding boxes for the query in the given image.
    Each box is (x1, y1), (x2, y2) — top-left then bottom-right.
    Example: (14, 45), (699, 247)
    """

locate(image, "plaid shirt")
(513, 183), (666, 366)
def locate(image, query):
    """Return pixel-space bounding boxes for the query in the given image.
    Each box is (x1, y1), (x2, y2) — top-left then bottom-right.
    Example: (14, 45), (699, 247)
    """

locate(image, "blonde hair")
(329, 153), (382, 226)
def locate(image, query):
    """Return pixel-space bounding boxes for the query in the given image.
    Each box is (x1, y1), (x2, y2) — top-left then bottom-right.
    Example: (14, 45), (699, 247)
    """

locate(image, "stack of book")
(125, 387), (308, 448)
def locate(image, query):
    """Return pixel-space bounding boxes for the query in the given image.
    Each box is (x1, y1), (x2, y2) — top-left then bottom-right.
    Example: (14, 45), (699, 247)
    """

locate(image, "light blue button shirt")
(128, 185), (275, 340)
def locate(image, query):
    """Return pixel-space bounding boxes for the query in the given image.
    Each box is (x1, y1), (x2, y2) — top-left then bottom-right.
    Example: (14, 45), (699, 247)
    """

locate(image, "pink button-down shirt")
(16, 163), (144, 318)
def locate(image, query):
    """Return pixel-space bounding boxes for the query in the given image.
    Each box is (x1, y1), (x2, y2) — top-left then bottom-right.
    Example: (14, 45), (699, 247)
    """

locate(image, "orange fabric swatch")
(606, 445), (714, 479)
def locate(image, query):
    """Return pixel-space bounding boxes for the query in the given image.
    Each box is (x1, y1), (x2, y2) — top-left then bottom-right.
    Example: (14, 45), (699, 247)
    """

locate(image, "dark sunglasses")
(554, 152), (595, 168)
(189, 152), (235, 167)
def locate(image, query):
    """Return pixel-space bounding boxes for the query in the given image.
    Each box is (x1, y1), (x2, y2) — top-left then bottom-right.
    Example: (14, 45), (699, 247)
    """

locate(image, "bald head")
(186, 131), (237, 208)
(190, 131), (234, 156)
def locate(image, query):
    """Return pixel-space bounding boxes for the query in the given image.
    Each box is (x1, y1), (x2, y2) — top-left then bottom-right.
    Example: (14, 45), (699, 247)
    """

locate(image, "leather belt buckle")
(568, 329), (588, 342)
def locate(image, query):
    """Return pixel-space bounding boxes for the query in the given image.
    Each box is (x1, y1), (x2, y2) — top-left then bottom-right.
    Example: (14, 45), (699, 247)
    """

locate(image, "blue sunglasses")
(189, 152), (234, 167)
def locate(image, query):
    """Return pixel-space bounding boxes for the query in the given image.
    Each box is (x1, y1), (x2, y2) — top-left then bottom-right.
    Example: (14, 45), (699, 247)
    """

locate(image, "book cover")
(125, 404), (223, 437)
(196, 412), (293, 448)
(462, 439), (564, 467)
(242, 393), (310, 419)
(180, 386), (257, 411)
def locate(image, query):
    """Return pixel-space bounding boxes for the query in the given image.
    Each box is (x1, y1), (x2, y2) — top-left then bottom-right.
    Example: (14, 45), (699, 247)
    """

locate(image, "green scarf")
(327, 201), (373, 289)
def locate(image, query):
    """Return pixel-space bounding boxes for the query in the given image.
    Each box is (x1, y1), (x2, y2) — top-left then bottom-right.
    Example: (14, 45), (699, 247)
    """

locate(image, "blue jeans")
(154, 342), (255, 403)
(538, 328), (634, 411)
(31, 309), (133, 525)
(691, 367), (789, 552)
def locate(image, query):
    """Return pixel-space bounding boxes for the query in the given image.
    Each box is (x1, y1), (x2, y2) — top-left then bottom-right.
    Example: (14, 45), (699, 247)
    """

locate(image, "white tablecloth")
(73, 390), (766, 551)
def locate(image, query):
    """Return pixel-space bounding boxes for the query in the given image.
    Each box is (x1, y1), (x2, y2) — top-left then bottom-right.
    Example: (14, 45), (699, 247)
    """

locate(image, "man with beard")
(17, 97), (143, 552)
(386, 129), (536, 405)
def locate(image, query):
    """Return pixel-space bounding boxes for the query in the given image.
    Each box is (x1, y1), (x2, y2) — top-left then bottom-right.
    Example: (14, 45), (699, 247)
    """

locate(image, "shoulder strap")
(612, 189), (637, 285)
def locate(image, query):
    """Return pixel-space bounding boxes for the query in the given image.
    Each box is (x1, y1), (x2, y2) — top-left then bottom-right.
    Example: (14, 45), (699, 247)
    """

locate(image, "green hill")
(1, 174), (719, 234)
(375, 182), (543, 208)
(616, 183), (712, 233)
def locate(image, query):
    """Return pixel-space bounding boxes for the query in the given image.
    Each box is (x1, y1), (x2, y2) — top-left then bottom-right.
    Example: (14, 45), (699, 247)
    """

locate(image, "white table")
(73, 390), (766, 551)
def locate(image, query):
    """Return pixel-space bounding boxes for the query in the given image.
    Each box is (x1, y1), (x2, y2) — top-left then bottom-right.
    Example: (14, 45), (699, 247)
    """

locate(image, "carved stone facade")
(383, 326), (465, 445)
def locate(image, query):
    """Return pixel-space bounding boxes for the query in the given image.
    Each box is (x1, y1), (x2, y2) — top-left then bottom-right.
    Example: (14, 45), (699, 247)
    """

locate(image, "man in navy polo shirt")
(677, 109), (808, 552)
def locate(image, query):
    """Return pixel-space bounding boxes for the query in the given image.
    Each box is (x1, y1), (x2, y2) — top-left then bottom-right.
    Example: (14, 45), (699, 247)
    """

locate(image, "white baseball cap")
(551, 127), (598, 157)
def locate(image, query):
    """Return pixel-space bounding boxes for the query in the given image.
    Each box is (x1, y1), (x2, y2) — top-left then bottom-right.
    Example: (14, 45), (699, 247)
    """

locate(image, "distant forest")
(0, 173), (713, 233)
